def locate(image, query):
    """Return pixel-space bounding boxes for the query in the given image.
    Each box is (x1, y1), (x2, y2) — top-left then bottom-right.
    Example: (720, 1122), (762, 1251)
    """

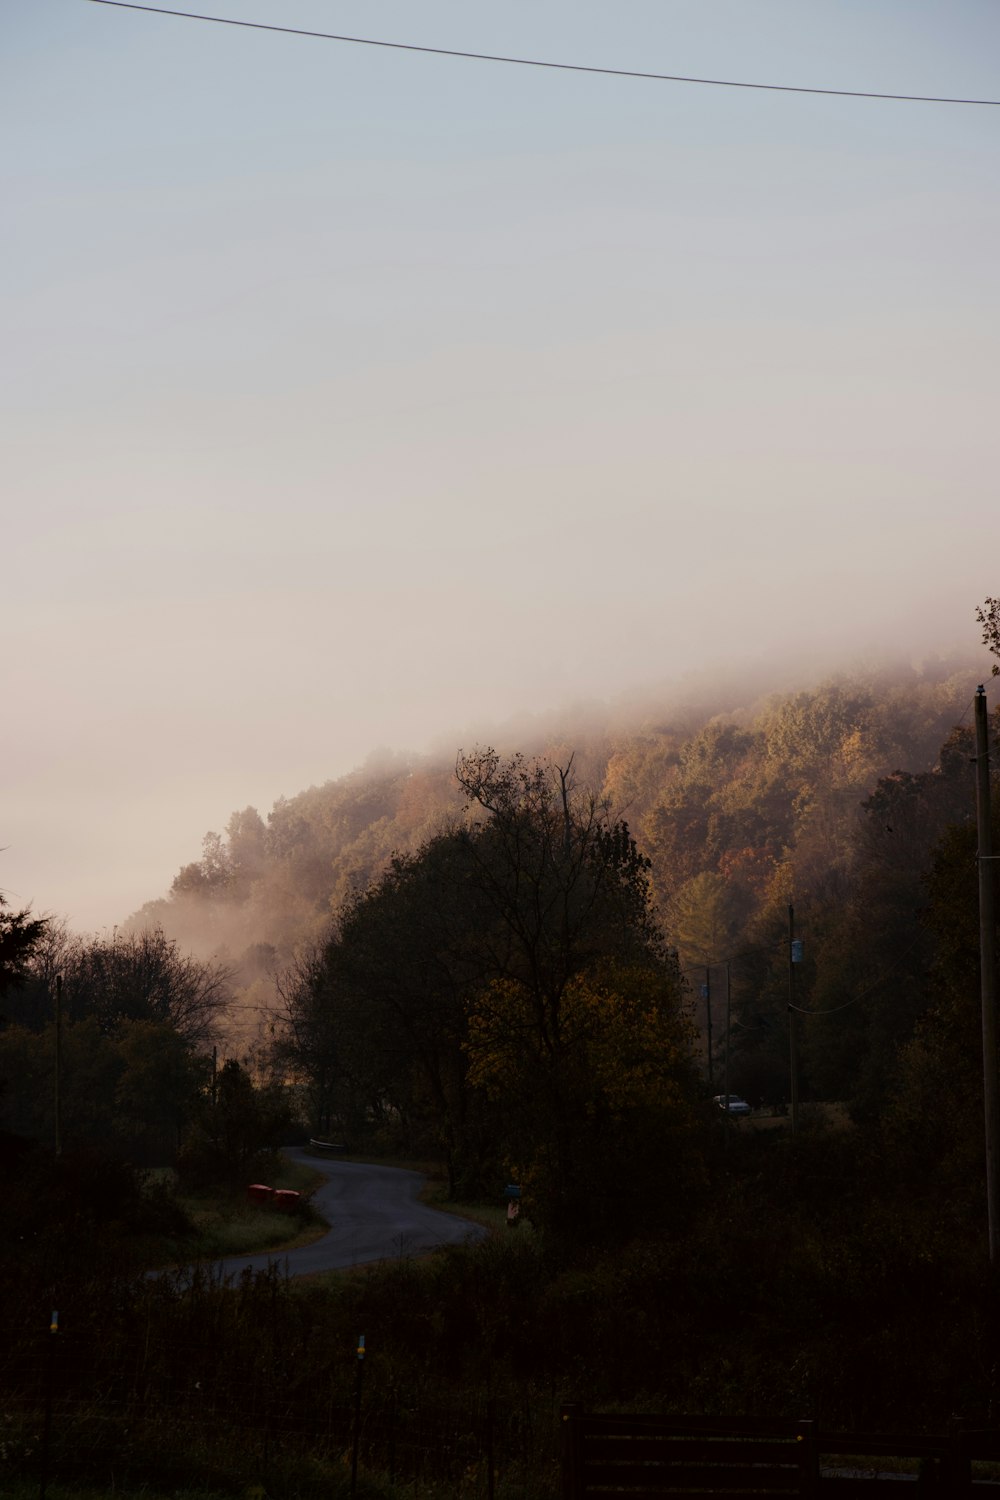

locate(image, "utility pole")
(974, 686), (999, 1264)
(54, 974), (63, 1157)
(704, 966), (714, 1089)
(723, 961), (732, 1147)
(40, 1310), (59, 1500)
(788, 905), (799, 1136)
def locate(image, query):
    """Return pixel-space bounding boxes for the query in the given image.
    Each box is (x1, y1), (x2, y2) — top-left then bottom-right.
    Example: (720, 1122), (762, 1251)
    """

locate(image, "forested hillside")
(123, 653), (993, 1124)
(4, 648), (1000, 1475)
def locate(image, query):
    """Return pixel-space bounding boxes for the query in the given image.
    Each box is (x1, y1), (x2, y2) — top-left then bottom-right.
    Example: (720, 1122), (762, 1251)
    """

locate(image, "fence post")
(350, 1335), (366, 1500)
(950, 1422), (973, 1496)
(388, 1386), (397, 1486)
(486, 1395), (496, 1500)
(797, 1418), (819, 1498)
(560, 1404), (582, 1500)
(39, 1311), (59, 1500)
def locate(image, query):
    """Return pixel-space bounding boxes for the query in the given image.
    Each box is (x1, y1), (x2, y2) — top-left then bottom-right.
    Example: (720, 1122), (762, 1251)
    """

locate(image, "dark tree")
(59, 927), (230, 1045)
(0, 897), (47, 1006)
(279, 749), (701, 1236)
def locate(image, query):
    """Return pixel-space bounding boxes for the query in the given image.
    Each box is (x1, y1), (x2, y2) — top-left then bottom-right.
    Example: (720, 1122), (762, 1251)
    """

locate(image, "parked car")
(713, 1094), (751, 1116)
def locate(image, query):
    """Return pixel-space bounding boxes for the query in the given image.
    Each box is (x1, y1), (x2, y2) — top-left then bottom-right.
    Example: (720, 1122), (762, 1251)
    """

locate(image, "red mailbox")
(247, 1183), (274, 1205)
(274, 1189), (301, 1212)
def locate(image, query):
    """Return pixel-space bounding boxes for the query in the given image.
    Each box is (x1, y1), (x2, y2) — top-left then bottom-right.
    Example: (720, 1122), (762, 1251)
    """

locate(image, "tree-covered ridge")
(10, 654), (988, 1187)
(136, 662), (976, 932)
(127, 658), (984, 1075)
(129, 756), (464, 975)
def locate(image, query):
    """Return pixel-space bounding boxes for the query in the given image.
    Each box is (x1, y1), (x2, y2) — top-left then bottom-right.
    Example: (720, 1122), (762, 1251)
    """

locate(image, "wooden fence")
(560, 1406), (1000, 1497)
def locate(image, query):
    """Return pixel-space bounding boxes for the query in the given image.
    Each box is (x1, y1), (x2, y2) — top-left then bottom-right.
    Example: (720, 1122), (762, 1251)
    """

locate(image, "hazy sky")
(5, 0), (999, 933)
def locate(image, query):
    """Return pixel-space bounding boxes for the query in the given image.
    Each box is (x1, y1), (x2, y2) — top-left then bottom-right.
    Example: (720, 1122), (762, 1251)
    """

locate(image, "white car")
(713, 1094), (751, 1116)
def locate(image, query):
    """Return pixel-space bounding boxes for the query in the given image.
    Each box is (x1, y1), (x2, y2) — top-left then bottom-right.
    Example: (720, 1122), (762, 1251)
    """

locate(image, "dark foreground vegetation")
(3, 1120), (1000, 1500)
(3, 628), (1000, 1497)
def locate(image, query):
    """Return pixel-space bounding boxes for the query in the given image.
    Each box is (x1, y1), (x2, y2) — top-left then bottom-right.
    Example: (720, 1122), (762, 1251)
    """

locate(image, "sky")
(4, 0), (1000, 934)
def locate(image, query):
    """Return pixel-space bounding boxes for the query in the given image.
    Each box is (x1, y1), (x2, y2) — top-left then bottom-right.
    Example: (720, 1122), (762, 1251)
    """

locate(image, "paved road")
(206, 1150), (488, 1282)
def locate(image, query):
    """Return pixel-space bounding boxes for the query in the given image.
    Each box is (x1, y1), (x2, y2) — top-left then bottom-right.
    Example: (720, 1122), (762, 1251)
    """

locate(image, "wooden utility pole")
(974, 686), (999, 1264)
(54, 974), (63, 1157)
(704, 966), (714, 1089)
(788, 905), (799, 1136)
(723, 961), (732, 1147)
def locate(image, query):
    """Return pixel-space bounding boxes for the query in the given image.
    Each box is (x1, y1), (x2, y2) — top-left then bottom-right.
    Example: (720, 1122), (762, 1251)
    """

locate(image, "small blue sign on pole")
(503, 1184), (521, 1200)
(791, 940), (804, 964)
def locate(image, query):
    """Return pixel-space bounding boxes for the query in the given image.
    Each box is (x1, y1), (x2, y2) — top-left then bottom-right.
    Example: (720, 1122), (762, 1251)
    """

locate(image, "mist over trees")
(118, 654), (991, 1121)
(5, 651), (993, 1185)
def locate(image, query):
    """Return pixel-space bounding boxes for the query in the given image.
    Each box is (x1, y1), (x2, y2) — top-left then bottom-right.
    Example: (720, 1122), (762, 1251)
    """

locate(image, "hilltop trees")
(129, 761), (464, 985)
(977, 597), (1000, 676)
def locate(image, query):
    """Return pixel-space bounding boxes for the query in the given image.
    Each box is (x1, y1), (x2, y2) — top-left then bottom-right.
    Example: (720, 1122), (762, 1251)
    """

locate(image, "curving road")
(206, 1149), (488, 1282)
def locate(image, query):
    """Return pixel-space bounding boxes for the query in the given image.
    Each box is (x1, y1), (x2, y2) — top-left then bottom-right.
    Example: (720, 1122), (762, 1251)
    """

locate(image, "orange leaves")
(464, 964), (694, 1122)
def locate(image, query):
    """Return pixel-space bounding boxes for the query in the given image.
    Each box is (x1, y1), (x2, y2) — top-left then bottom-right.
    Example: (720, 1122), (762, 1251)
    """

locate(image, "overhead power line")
(85, 0), (1000, 107)
(788, 935), (925, 1017)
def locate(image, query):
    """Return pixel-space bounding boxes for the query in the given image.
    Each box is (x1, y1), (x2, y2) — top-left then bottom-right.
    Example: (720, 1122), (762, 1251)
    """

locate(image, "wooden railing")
(307, 1137), (348, 1153)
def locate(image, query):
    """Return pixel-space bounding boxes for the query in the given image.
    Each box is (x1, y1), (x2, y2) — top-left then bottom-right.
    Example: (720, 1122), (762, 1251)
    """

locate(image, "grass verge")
(146, 1153), (330, 1266)
(147, 1150), (512, 1273)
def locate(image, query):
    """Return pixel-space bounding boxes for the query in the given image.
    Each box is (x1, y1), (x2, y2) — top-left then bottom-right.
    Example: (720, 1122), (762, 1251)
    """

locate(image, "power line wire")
(788, 935), (925, 1016)
(84, 1), (1000, 107)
